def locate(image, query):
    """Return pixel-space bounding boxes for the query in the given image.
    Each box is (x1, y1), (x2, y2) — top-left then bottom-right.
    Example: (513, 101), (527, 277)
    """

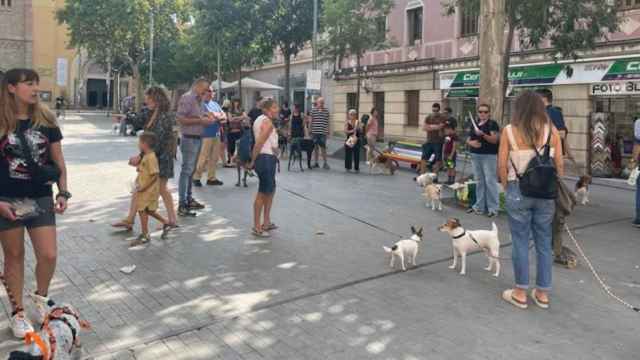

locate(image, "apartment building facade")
(330, 0), (640, 173)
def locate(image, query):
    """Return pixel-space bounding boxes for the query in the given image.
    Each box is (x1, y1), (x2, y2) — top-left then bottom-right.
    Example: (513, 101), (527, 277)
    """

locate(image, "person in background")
(193, 87), (225, 187)
(421, 103), (446, 179)
(467, 103), (500, 218)
(443, 106), (458, 130)
(344, 109), (361, 172)
(220, 98), (232, 167)
(536, 88), (577, 266)
(277, 101), (291, 158)
(250, 98), (280, 237)
(112, 86), (178, 231)
(248, 96), (263, 125)
(634, 148), (640, 228)
(310, 97), (331, 170)
(289, 103), (306, 160)
(365, 108), (380, 165)
(442, 123), (458, 185)
(227, 99), (248, 168)
(498, 91), (564, 310)
(632, 116), (640, 166)
(0, 68), (69, 338)
(176, 78), (215, 217)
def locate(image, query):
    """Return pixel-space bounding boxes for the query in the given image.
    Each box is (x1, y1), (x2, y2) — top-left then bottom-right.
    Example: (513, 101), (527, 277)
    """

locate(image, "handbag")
(556, 176), (577, 216)
(16, 129), (61, 186)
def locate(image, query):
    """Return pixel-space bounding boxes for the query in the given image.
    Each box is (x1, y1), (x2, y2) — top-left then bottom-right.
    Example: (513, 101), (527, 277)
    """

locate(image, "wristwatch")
(56, 191), (72, 200)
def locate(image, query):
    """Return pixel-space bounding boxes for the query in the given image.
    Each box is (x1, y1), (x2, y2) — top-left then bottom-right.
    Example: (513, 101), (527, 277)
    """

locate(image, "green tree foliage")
(194, 0), (274, 97)
(321, 0), (393, 112)
(264, 0), (315, 103)
(443, 0), (622, 96)
(57, 0), (189, 107)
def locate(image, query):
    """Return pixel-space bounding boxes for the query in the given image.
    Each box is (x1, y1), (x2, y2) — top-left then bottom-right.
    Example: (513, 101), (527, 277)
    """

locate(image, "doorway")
(373, 92), (385, 139)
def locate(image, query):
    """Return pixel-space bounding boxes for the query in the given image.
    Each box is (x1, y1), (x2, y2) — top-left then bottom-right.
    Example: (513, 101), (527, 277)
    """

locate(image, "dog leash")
(467, 232), (530, 261)
(564, 224), (640, 313)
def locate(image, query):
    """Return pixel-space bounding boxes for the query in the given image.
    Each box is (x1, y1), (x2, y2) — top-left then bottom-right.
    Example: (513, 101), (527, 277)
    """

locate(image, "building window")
(620, 0), (640, 9)
(406, 90), (420, 127)
(0, 0), (11, 7)
(407, 7), (423, 44)
(376, 16), (387, 44)
(346, 93), (357, 113)
(460, 6), (478, 36)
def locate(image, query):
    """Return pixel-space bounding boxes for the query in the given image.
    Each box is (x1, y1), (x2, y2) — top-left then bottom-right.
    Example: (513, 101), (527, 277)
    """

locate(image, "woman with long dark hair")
(0, 69), (69, 338)
(498, 91), (564, 310)
(112, 86), (177, 230)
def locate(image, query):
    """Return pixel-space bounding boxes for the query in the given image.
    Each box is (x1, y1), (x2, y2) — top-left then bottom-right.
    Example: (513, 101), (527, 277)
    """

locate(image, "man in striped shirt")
(310, 97), (330, 169)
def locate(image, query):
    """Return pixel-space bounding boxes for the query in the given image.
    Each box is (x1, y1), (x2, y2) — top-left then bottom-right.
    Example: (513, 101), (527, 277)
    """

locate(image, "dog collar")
(452, 231), (466, 239)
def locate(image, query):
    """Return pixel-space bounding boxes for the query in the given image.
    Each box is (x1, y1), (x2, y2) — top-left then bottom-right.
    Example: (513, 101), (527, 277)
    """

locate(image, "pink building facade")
(330, 1), (640, 174)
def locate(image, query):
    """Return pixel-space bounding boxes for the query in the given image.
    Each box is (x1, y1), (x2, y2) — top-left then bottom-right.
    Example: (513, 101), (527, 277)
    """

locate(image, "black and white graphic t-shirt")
(0, 119), (63, 198)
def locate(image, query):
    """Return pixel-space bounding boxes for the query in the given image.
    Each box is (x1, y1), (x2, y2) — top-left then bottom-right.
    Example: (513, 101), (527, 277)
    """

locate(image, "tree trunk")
(500, 14), (516, 124)
(284, 49), (291, 104)
(238, 66), (243, 104)
(132, 64), (143, 112)
(355, 55), (361, 117)
(479, 0), (506, 123)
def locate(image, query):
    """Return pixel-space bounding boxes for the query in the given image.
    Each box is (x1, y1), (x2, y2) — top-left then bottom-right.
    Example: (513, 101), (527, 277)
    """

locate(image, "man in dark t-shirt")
(421, 103), (446, 177)
(466, 103), (500, 217)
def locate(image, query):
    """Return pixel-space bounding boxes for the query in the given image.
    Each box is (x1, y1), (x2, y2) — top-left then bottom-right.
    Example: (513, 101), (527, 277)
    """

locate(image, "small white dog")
(423, 184), (443, 211)
(383, 226), (423, 271)
(415, 172), (437, 187)
(574, 175), (592, 205)
(9, 304), (91, 360)
(438, 218), (500, 277)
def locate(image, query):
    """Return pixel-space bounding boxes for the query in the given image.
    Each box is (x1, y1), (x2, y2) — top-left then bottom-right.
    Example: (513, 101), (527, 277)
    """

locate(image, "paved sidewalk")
(1, 113), (639, 359)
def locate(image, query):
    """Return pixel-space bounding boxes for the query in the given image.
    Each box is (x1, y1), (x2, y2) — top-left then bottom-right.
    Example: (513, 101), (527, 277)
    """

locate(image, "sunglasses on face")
(478, 110), (489, 114)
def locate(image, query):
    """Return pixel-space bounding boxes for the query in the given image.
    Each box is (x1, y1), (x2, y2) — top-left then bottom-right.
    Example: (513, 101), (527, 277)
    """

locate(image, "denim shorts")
(312, 134), (327, 148)
(255, 154), (277, 194)
(0, 197), (56, 231)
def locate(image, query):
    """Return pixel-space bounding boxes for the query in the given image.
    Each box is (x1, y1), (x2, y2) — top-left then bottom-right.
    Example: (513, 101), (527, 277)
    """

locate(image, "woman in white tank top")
(497, 91), (564, 310)
(251, 98), (280, 237)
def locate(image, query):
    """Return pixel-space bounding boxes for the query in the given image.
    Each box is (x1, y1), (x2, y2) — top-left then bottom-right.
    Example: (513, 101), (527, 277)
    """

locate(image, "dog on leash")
(438, 218), (500, 277)
(415, 173), (437, 187)
(574, 175), (592, 205)
(423, 184), (443, 211)
(9, 304), (91, 360)
(288, 138), (315, 171)
(368, 152), (397, 175)
(383, 226), (423, 271)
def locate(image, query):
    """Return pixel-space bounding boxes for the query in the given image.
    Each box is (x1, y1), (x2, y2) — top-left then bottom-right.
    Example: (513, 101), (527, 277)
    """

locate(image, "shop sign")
(590, 81), (640, 96)
(442, 57), (640, 90)
(446, 88), (479, 98)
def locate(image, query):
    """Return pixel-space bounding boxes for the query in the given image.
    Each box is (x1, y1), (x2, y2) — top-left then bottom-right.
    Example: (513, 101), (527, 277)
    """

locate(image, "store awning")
(221, 77), (283, 91)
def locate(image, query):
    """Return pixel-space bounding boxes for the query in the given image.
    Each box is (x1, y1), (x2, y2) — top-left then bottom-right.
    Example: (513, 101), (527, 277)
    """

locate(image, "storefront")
(439, 56), (640, 177)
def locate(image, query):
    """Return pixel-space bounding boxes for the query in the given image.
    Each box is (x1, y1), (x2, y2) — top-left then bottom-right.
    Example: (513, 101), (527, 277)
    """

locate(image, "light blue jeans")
(471, 153), (500, 214)
(505, 182), (555, 291)
(178, 137), (202, 207)
(635, 175), (640, 223)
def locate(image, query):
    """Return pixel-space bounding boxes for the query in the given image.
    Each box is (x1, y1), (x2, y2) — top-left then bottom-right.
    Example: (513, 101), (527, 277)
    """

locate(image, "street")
(1, 112), (639, 360)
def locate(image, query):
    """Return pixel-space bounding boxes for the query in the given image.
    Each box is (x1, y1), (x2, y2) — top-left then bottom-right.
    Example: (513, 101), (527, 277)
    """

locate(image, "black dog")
(288, 138), (315, 171)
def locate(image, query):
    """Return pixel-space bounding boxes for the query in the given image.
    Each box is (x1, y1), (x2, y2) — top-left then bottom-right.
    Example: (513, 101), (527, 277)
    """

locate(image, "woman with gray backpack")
(498, 91), (564, 310)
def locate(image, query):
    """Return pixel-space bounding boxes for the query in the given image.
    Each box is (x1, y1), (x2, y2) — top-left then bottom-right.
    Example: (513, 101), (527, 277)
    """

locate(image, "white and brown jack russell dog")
(383, 226), (423, 271)
(9, 304), (91, 360)
(438, 218), (501, 277)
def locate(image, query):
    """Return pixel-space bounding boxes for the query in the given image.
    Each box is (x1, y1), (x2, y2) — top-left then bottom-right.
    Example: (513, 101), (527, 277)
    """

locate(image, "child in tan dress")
(130, 132), (171, 247)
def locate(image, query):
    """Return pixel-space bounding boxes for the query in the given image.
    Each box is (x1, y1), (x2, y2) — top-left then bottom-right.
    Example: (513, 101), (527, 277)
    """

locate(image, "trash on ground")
(120, 265), (136, 274)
